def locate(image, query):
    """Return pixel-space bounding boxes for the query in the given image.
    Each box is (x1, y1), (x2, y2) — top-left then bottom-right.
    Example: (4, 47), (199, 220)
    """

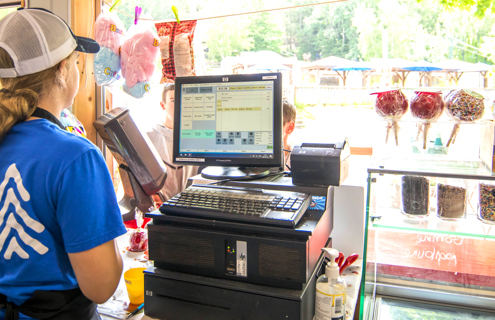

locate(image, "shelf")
(376, 117), (493, 126)
(366, 294), (495, 320)
(369, 207), (495, 239)
(362, 162), (495, 319)
(368, 161), (495, 180)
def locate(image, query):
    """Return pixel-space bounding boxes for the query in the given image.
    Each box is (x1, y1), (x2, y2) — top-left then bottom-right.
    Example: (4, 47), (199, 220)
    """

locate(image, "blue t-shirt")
(0, 119), (127, 319)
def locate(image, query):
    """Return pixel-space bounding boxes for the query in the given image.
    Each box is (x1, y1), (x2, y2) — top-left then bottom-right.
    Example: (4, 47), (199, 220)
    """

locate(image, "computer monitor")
(173, 73), (283, 180)
(94, 107), (167, 221)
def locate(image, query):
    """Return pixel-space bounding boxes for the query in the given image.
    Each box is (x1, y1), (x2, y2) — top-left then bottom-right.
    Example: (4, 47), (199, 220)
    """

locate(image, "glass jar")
(436, 178), (467, 220)
(478, 182), (495, 224)
(401, 175), (430, 218)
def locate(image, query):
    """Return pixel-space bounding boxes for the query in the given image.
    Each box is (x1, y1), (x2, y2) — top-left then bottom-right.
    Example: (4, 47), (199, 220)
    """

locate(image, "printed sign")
(368, 229), (495, 286)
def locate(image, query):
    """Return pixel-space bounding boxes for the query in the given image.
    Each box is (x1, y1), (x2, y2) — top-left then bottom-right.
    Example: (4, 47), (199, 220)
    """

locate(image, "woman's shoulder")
(18, 119), (101, 158)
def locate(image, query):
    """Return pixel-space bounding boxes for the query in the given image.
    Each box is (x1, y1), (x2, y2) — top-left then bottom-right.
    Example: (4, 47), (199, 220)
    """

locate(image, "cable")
(449, 37), (483, 51)
(430, 34), (485, 58)
(207, 179), (231, 185)
(268, 172), (285, 182)
(452, 44), (485, 58)
(283, 149), (292, 172)
(102, 0), (349, 23)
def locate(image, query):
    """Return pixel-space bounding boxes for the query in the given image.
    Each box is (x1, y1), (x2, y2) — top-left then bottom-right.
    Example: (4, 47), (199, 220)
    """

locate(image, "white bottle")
(314, 248), (346, 320)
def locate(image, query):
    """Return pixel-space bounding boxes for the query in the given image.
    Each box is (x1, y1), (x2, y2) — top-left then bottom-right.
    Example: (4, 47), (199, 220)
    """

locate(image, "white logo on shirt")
(0, 164), (48, 259)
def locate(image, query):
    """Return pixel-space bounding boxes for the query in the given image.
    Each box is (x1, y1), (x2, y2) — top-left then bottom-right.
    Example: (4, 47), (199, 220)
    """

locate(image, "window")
(0, 4), (17, 17)
(98, 0), (494, 210)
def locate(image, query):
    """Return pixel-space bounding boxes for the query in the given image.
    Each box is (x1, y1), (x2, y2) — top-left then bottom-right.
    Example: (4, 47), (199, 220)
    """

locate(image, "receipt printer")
(291, 139), (350, 187)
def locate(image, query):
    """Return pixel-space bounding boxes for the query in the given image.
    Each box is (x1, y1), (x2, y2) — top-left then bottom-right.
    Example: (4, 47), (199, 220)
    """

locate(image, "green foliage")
(437, 7), (493, 63)
(294, 100), (306, 110)
(204, 18), (253, 62)
(353, 0), (493, 63)
(247, 12), (283, 54)
(282, 0), (361, 61)
(301, 108), (316, 120)
(480, 25), (495, 63)
(0, 7), (15, 20)
(108, 0), (495, 66)
(421, 0), (495, 18)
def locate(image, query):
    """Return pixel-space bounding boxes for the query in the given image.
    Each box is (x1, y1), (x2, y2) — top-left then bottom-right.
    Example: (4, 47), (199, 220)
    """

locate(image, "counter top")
(98, 228), (149, 320)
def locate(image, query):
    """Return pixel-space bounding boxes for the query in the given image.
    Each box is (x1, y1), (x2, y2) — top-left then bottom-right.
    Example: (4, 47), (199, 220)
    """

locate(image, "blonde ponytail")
(0, 89), (38, 141)
(0, 48), (68, 142)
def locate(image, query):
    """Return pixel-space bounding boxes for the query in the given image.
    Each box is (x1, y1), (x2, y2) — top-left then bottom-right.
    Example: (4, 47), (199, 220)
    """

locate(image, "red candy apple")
(129, 230), (148, 252)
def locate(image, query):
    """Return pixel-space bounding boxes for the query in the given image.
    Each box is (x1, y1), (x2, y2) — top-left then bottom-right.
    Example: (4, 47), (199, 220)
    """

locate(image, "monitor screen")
(173, 73), (283, 180)
(94, 107), (167, 219)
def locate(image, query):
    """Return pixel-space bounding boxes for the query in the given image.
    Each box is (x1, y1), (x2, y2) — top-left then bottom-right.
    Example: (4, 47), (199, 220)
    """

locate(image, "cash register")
(145, 73), (335, 320)
(96, 73), (334, 320)
(145, 177), (332, 320)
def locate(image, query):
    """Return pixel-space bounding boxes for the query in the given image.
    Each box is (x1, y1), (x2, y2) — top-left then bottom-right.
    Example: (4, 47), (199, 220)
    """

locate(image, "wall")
(70, 0), (99, 144)
(26, 0), (70, 23)
(24, 0), (99, 144)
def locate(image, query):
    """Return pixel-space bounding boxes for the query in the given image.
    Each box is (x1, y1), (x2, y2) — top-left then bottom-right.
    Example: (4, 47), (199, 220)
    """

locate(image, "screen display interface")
(177, 80), (275, 161)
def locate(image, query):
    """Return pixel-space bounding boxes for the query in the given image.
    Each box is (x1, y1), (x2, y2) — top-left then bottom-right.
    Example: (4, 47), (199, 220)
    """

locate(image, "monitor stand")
(118, 165), (156, 221)
(200, 166), (270, 181)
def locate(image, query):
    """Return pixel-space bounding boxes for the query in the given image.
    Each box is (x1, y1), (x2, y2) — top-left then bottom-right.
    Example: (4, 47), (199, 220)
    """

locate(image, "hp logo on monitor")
(222, 77), (229, 82)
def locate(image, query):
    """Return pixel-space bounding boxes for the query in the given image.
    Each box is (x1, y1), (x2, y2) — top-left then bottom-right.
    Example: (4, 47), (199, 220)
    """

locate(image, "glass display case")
(360, 161), (495, 320)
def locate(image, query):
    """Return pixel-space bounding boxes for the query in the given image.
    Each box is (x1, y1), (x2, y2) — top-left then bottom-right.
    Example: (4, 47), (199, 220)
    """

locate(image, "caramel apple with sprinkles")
(444, 89), (485, 147)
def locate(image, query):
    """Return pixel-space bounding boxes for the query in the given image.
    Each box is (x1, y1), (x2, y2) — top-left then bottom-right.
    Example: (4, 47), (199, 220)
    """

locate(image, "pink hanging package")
(93, 11), (125, 86)
(120, 22), (160, 98)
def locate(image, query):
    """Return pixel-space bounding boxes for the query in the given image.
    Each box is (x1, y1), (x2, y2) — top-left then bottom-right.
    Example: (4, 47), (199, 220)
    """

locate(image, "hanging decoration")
(93, 3), (125, 87)
(155, 7), (196, 83)
(120, 11), (161, 98)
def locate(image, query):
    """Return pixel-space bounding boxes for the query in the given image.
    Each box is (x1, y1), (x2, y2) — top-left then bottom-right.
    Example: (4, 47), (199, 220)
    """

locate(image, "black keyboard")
(158, 185), (312, 228)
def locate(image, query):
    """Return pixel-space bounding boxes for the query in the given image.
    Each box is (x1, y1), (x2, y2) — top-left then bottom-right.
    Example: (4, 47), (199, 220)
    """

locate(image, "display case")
(360, 162), (495, 319)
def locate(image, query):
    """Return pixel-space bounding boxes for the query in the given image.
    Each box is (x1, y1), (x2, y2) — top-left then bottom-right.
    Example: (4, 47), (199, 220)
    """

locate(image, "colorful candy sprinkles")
(479, 183), (495, 223)
(445, 89), (484, 122)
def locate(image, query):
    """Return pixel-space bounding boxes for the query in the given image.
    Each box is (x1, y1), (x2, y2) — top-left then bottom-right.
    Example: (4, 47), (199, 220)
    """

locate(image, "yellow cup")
(124, 267), (146, 305)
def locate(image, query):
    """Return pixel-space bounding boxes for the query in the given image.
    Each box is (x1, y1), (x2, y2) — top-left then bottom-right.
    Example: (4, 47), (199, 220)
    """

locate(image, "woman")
(0, 8), (127, 320)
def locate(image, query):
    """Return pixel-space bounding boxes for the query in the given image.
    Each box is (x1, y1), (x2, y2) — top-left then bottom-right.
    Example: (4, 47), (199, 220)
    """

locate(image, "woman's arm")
(68, 239), (123, 304)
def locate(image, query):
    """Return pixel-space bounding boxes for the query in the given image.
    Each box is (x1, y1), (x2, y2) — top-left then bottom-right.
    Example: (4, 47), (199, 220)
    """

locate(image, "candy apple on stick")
(371, 89), (409, 146)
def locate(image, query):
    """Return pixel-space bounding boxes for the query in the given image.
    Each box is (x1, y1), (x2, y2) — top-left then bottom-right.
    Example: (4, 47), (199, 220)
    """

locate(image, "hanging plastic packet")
(129, 208), (148, 252)
(94, 8), (125, 86)
(121, 12), (160, 98)
(155, 20), (197, 83)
